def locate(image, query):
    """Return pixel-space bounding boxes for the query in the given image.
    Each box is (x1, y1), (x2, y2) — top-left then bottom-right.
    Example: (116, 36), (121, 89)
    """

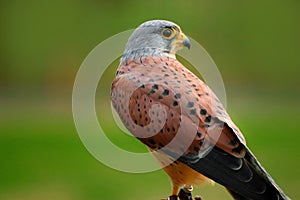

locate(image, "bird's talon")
(178, 188), (193, 200)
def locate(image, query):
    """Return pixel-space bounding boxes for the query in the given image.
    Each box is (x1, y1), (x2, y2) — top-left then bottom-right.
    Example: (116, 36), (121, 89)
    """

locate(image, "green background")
(1, 1), (299, 199)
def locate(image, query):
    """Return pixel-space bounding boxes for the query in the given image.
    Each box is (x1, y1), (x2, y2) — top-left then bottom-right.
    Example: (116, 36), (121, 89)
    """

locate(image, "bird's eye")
(162, 28), (175, 39)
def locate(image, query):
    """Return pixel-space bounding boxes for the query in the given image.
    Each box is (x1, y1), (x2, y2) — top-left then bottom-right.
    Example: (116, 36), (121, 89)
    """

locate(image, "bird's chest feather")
(111, 56), (215, 154)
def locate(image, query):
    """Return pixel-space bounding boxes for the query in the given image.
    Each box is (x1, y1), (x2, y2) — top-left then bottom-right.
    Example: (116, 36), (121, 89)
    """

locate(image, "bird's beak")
(169, 31), (191, 55)
(177, 32), (191, 49)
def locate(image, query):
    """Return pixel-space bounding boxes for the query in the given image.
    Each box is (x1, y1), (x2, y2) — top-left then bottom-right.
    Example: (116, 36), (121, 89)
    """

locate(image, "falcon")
(111, 20), (289, 200)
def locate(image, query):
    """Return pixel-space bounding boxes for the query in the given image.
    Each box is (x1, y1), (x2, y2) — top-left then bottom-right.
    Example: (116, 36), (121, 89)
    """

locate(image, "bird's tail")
(234, 149), (290, 200)
(179, 147), (290, 200)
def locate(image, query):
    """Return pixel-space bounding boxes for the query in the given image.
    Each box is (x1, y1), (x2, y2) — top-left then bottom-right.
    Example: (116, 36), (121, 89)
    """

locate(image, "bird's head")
(123, 20), (190, 60)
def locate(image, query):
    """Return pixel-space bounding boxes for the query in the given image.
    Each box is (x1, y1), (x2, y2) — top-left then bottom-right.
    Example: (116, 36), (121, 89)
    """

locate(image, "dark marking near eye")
(164, 74), (169, 77)
(172, 127), (176, 132)
(140, 84), (145, 88)
(163, 89), (169, 95)
(187, 102), (194, 107)
(163, 66), (167, 69)
(137, 108), (140, 112)
(158, 95), (163, 99)
(134, 120), (137, 124)
(200, 109), (207, 115)
(205, 115), (211, 123)
(173, 101), (178, 106)
(163, 81), (168, 85)
(198, 94), (202, 97)
(192, 84), (196, 87)
(190, 108), (196, 115)
(152, 84), (158, 89)
(195, 88), (200, 91)
(187, 79), (192, 82)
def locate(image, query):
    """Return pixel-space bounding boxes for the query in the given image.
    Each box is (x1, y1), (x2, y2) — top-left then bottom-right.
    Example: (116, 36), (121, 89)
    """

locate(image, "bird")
(111, 20), (290, 200)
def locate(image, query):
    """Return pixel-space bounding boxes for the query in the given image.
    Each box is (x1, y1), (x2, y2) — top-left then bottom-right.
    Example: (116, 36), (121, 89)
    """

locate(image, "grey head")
(121, 20), (190, 62)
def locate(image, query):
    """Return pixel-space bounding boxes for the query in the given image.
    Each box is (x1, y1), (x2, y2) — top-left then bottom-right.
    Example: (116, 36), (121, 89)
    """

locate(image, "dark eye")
(162, 27), (176, 39)
(162, 28), (172, 37)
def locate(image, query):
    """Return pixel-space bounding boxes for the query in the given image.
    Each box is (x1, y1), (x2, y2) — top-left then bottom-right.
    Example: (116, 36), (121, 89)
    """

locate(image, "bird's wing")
(111, 56), (289, 199)
(112, 56), (246, 157)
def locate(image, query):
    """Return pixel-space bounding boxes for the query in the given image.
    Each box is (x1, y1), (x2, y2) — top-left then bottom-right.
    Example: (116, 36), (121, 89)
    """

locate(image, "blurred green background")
(1, 0), (299, 199)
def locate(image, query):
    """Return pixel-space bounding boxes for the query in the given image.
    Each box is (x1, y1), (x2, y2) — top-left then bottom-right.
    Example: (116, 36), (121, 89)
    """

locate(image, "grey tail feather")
(244, 148), (290, 200)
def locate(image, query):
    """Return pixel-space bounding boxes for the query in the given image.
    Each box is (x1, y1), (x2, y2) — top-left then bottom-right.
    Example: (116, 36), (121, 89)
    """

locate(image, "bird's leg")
(178, 185), (193, 200)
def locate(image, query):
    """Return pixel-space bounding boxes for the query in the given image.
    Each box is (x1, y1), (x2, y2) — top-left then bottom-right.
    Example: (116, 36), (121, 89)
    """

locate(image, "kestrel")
(111, 20), (289, 200)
